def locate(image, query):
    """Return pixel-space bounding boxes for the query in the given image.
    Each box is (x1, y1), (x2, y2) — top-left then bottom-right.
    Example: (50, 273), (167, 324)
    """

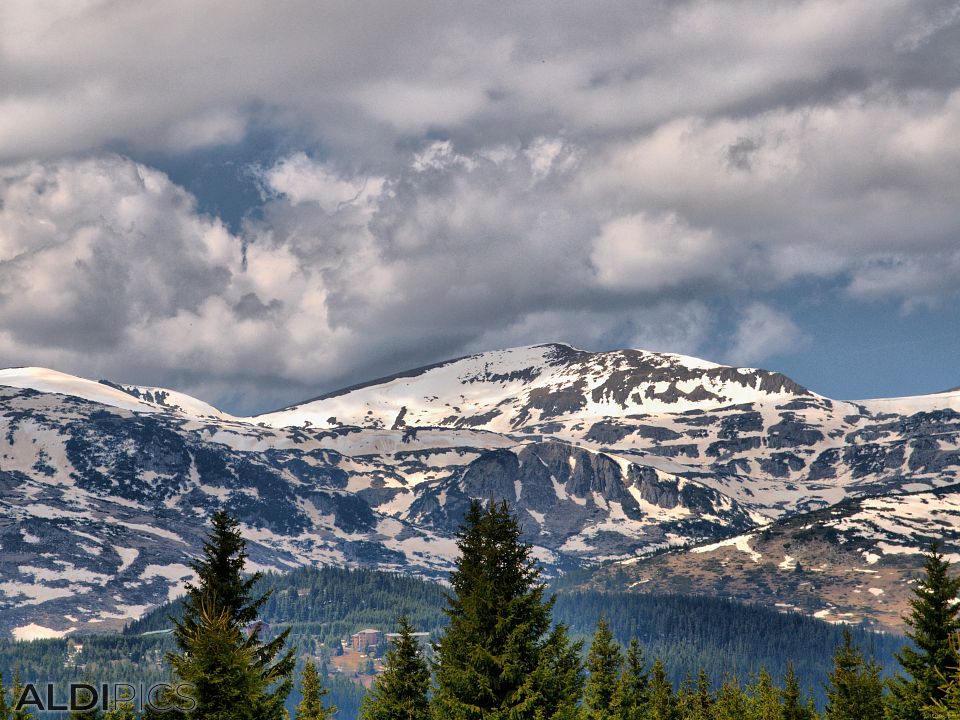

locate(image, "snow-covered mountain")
(1, 344), (958, 637)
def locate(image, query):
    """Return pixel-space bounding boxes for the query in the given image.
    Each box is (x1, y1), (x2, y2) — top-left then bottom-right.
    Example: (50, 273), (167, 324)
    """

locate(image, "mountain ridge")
(1, 344), (958, 638)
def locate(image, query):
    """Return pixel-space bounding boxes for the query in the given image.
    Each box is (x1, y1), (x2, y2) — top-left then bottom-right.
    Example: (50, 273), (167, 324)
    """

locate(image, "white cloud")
(2, 0), (960, 406)
(726, 303), (805, 366)
(590, 212), (730, 292)
(260, 152), (385, 212)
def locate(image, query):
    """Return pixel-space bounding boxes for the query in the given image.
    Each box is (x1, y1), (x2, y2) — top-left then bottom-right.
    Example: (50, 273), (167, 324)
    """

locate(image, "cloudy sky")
(1, 0), (959, 414)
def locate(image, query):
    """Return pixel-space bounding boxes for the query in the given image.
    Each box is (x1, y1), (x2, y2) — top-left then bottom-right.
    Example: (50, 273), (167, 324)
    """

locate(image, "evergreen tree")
(68, 680), (100, 720)
(746, 669), (782, 720)
(612, 639), (649, 720)
(103, 686), (137, 720)
(432, 499), (580, 719)
(168, 510), (295, 720)
(674, 674), (697, 720)
(10, 671), (33, 720)
(0, 672), (10, 720)
(360, 617), (428, 720)
(824, 628), (884, 720)
(888, 542), (960, 720)
(782, 662), (816, 720)
(923, 633), (960, 719)
(712, 676), (749, 720)
(646, 658), (676, 720)
(519, 624), (584, 720)
(692, 669), (713, 720)
(296, 660), (335, 720)
(584, 617), (622, 720)
(170, 598), (268, 720)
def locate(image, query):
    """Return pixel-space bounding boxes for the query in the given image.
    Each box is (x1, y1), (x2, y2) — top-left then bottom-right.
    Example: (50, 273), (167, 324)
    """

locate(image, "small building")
(351, 628), (382, 651)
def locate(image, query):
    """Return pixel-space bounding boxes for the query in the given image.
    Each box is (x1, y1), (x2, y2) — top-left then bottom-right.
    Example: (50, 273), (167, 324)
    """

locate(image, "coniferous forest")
(1, 501), (958, 720)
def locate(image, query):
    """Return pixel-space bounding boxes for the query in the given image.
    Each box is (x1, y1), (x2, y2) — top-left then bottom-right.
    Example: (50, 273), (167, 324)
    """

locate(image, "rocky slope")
(581, 483), (960, 632)
(1, 344), (958, 637)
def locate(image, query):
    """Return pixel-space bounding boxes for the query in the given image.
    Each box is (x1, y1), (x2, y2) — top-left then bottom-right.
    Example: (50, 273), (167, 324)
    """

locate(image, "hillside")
(1, 344), (958, 637)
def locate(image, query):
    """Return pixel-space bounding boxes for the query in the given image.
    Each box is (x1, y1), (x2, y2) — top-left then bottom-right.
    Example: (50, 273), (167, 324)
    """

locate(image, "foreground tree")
(0, 673), (10, 720)
(10, 670), (32, 720)
(296, 660), (336, 720)
(612, 639), (650, 719)
(584, 617), (622, 720)
(824, 628), (884, 720)
(782, 662), (817, 720)
(645, 658), (676, 720)
(519, 623), (584, 720)
(432, 499), (583, 719)
(711, 676), (749, 720)
(887, 543), (960, 719)
(168, 510), (295, 720)
(747, 669), (782, 720)
(360, 617), (429, 720)
(924, 633), (960, 719)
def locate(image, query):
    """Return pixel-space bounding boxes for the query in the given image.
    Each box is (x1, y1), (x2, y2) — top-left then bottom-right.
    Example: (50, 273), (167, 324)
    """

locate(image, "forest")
(1, 501), (957, 719)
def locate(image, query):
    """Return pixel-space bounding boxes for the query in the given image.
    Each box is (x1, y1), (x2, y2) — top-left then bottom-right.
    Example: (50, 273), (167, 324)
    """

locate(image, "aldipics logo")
(14, 682), (196, 713)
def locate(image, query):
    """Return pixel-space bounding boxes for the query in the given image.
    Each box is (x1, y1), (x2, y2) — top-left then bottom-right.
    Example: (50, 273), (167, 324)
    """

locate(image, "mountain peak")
(253, 343), (812, 431)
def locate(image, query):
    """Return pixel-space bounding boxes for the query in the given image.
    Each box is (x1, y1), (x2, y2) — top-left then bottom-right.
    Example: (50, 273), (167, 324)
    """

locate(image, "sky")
(1, 0), (959, 415)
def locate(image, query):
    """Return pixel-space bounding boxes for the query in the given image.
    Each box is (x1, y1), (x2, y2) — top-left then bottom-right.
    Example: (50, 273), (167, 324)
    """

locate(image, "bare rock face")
(2, 344), (959, 637)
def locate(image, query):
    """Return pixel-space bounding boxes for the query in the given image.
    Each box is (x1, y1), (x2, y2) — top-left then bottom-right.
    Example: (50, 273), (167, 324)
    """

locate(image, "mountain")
(1, 344), (958, 637)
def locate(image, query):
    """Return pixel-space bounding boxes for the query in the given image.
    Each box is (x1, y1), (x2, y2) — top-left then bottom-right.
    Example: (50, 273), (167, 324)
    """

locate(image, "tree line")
(1, 501), (958, 719)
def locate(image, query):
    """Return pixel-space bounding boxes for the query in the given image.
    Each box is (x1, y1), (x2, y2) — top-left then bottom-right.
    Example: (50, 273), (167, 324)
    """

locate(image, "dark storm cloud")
(0, 0), (959, 411)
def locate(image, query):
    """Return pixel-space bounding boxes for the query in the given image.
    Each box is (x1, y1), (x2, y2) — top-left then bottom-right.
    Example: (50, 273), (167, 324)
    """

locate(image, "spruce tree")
(584, 617), (622, 720)
(359, 617), (429, 720)
(824, 628), (884, 720)
(888, 542), (960, 719)
(747, 669), (782, 720)
(518, 624), (584, 720)
(68, 682), (101, 720)
(0, 672), (10, 720)
(168, 510), (295, 720)
(645, 658), (676, 720)
(103, 687), (137, 720)
(924, 633), (960, 719)
(712, 676), (749, 720)
(10, 670), (32, 720)
(692, 669), (713, 720)
(296, 660), (335, 720)
(612, 639), (649, 720)
(782, 662), (816, 720)
(432, 499), (580, 719)
(674, 674), (696, 720)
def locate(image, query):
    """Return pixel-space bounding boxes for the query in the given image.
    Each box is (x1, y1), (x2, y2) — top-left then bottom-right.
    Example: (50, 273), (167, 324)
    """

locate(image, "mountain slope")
(1, 344), (959, 637)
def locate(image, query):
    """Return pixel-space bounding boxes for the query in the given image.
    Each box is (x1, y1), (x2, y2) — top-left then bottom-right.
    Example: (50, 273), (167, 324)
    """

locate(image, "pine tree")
(359, 617), (429, 720)
(584, 617), (623, 720)
(612, 639), (649, 720)
(296, 660), (336, 720)
(888, 542), (960, 719)
(824, 628), (884, 720)
(168, 510), (295, 720)
(646, 658), (676, 720)
(432, 499), (581, 719)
